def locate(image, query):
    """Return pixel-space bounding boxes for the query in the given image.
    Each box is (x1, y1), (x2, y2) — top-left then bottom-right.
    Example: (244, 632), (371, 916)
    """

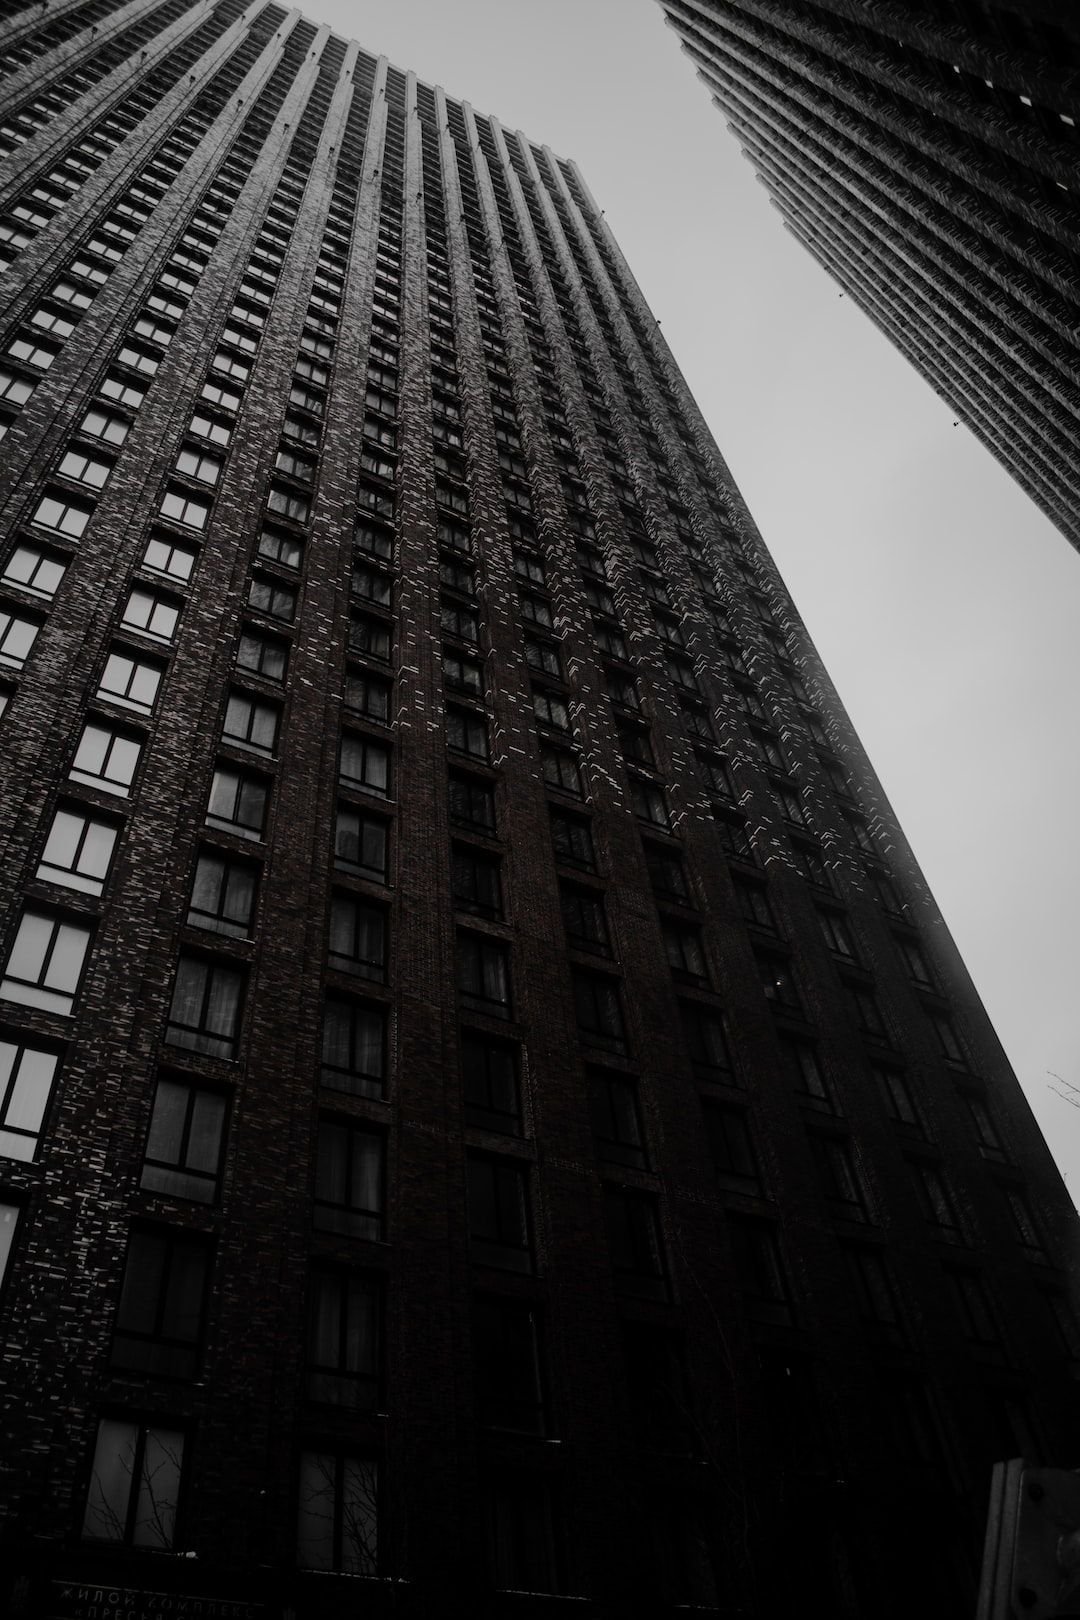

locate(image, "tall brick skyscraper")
(660, 0), (1080, 553)
(0, 5), (1077, 1618)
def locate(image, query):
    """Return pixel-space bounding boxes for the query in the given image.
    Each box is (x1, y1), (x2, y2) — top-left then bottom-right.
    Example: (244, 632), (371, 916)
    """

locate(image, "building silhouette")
(0, 3), (1077, 1616)
(660, 0), (1080, 553)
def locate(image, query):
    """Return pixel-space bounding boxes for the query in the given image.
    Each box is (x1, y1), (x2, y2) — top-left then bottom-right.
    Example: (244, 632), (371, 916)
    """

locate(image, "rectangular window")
(142, 535), (196, 581)
(847, 981), (889, 1042)
(843, 1244), (903, 1337)
(1001, 1184), (1045, 1256)
(334, 806), (388, 881)
(37, 804), (118, 895)
(757, 953), (802, 1015)
(449, 773), (495, 834)
(111, 1228), (209, 1378)
(452, 847), (503, 920)
(306, 1270), (381, 1409)
(223, 690), (278, 755)
(662, 921), (708, 983)
(446, 707), (489, 762)
(33, 492), (92, 537)
(0, 1037), (58, 1161)
(70, 721), (141, 796)
(468, 1155), (532, 1272)
(874, 1064), (921, 1130)
(206, 763), (269, 839)
(485, 1472), (560, 1594)
(141, 1077), (227, 1203)
(457, 933), (511, 1018)
(541, 745), (583, 798)
(258, 526), (303, 570)
(572, 970), (626, 1053)
(188, 849), (257, 937)
(313, 1119), (384, 1240)
(622, 1323), (696, 1456)
(810, 1133), (869, 1220)
(0, 609), (40, 668)
(727, 1215), (792, 1323)
(328, 894), (387, 981)
(474, 1297), (546, 1434)
(59, 449), (111, 487)
(588, 1070), (646, 1169)
(296, 1452), (377, 1575)
(1, 907), (92, 1015)
(348, 613), (391, 663)
(443, 650), (484, 698)
(321, 997), (385, 1098)
(603, 1185), (668, 1300)
(121, 587), (179, 641)
(783, 1037), (831, 1104)
(703, 1101), (760, 1188)
(249, 575), (297, 622)
(344, 670), (391, 724)
(560, 885), (610, 956)
(236, 627), (287, 683)
(340, 734), (390, 797)
(549, 809), (595, 871)
(97, 649), (162, 713)
(461, 1033), (519, 1133)
(630, 779), (669, 828)
(946, 1268), (1001, 1344)
(83, 1419), (186, 1549)
(2, 543), (65, 598)
(910, 1161), (962, 1238)
(165, 955), (243, 1059)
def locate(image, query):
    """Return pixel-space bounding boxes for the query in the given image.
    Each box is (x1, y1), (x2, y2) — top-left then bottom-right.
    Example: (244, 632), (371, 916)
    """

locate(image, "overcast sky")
(302, 0), (1080, 1196)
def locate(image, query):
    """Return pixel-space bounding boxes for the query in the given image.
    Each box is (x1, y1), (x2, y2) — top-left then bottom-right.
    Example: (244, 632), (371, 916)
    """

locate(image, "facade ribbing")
(0, 5), (1077, 1617)
(660, 0), (1080, 553)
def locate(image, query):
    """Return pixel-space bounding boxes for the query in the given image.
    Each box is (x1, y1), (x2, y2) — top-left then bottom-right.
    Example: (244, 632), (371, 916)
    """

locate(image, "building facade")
(0, 4), (1077, 1617)
(660, 0), (1080, 553)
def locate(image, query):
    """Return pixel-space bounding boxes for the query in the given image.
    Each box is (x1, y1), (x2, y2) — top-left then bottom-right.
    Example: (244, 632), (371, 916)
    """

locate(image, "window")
(236, 628), (287, 683)
(874, 1064), (921, 1130)
(0, 369), (35, 406)
(188, 849), (257, 936)
(541, 745), (583, 798)
(334, 806), (388, 881)
(757, 953), (802, 1014)
(946, 1268), (1000, 1345)
(446, 707), (489, 762)
(110, 1227), (209, 1378)
(549, 809), (595, 872)
(727, 1215), (791, 1322)
(266, 485), (309, 525)
(343, 670), (391, 724)
(589, 1070), (646, 1169)
(485, 1472), (560, 1594)
(662, 920), (708, 983)
(223, 690), (278, 754)
(604, 1185), (668, 1300)
(248, 575), (297, 623)
(142, 535), (196, 581)
(524, 635), (561, 678)
(321, 997), (385, 1097)
(355, 520), (392, 562)
(258, 526), (303, 570)
(70, 721), (141, 796)
(572, 970), (626, 1052)
(206, 763), (268, 839)
(474, 1298), (547, 1434)
(629, 778), (668, 828)
(810, 1133), (869, 1220)
(97, 649), (162, 712)
(83, 1419), (186, 1549)
(847, 981), (889, 1042)
(782, 1037), (830, 1103)
(100, 373), (145, 410)
(449, 773), (495, 833)
(844, 1245), (903, 1337)
(457, 933), (511, 1018)
(443, 650), (484, 698)
(121, 587), (179, 641)
(560, 885), (610, 956)
(296, 1452), (377, 1574)
(58, 449), (112, 489)
(461, 1033), (519, 1133)
(349, 613), (391, 663)
(313, 1119), (384, 1239)
(622, 1323), (696, 1456)
(452, 847), (503, 919)
(440, 599), (479, 644)
(8, 335), (59, 369)
(306, 1270), (381, 1409)
(703, 1101), (760, 1188)
(2, 543), (65, 599)
(188, 411), (230, 447)
(910, 1161), (962, 1237)
(0, 1037), (58, 1161)
(818, 908), (857, 960)
(963, 1091), (1006, 1159)
(328, 894), (387, 981)
(0, 1202), (18, 1290)
(351, 562), (392, 608)
(0, 609), (40, 668)
(467, 1155), (531, 1271)
(340, 734), (390, 797)
(160, 483), (212, 531)
(896, 935), (934, 987)
(32, 492), (92, 537)
(1, 908), (92, 1014)
(1000, 1184), (1045, 1256)
(37, 804), (118, 895)
(166, 956), (243, 1059)
(141, 1077), (227, 1203)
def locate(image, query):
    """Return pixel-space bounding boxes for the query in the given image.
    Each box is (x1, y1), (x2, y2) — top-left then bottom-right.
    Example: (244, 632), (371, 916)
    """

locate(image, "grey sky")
(303, 0), (1080, 1195)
